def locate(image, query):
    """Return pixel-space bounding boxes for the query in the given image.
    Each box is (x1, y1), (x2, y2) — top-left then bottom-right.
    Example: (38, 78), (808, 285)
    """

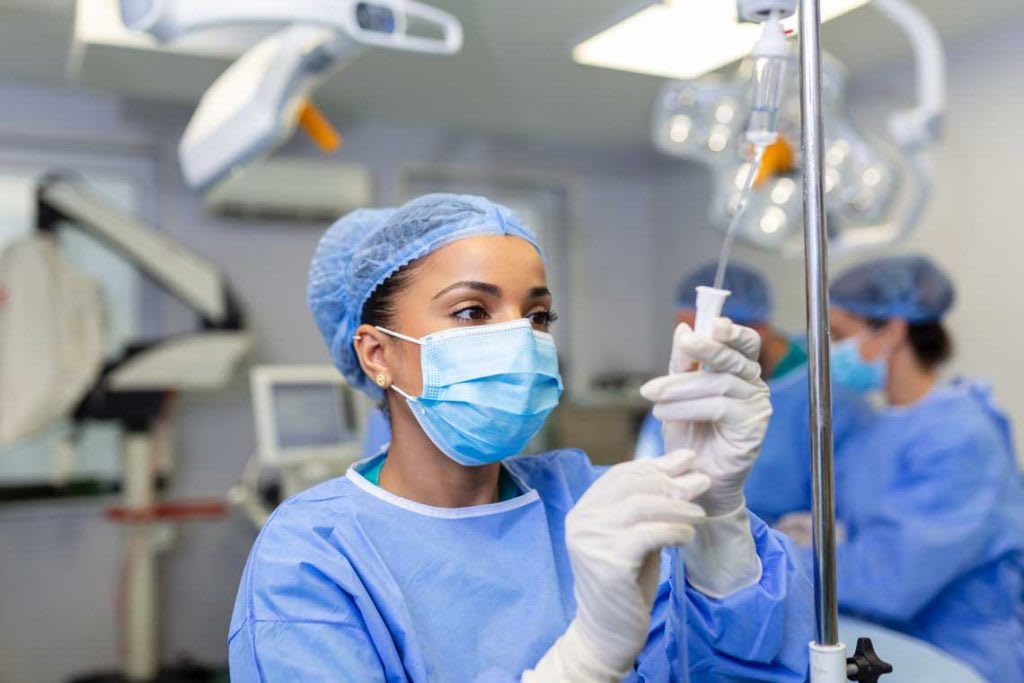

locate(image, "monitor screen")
(272, 382), (353, 450)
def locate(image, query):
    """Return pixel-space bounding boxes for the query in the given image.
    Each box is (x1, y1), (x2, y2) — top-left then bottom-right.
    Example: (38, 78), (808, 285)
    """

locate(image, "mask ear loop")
(375, 326), (423, 345)
(374, 326), (423, 398)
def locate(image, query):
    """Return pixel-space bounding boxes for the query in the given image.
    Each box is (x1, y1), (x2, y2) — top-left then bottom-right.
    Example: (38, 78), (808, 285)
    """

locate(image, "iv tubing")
(713, 145), (766, 290)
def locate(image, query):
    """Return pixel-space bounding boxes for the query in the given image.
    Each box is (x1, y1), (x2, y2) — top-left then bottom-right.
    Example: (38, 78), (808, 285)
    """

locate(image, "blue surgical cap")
(675, 262), (773, 325)
(830, 255), (954, 323)
(307, 194), (541, 400)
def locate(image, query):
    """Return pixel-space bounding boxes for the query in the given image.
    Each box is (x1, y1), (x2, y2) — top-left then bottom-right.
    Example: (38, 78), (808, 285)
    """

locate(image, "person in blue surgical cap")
(228, 195), (813, 682)
(635, 262), (867, 523)
(789, 254), (1024, 682)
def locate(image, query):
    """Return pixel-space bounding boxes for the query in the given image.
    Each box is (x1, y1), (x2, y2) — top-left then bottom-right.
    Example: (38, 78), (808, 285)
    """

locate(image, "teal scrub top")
(359, 454), (521, 502)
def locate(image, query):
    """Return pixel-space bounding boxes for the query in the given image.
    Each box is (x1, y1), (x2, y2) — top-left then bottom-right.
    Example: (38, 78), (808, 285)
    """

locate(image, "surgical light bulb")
(825, 168), (840, 193)
(826, 140), (850, 166)
(760, 206), (786, 234)
(771, 177), (796, 204)
(715, 102), (736, 124)
(669, 114), (692, 143)
(708, 125), (730, 152)
(862, 166), (882, 186)
(852, 189), (875, 213)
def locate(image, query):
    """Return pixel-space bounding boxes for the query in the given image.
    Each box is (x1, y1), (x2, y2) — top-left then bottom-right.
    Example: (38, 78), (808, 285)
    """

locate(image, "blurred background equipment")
(229, 365), (373, 528)
(108, 0), (464, 191)
(24, 176), (250, 683)
(649, 0), (944, 255)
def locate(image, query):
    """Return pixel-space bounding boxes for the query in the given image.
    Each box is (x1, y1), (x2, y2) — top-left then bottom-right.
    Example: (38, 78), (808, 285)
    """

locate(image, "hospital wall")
(2, 13), (1024, 681)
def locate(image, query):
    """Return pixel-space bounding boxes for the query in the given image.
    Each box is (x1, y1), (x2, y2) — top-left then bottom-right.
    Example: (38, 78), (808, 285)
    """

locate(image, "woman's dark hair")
(360, 264), (419, 412)
(866, 318), (953, 371)
(360, 264), (417, 328)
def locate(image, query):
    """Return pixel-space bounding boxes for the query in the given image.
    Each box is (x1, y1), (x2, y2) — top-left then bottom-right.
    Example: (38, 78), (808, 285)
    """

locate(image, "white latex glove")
(639, 318), (770, 598)
(640, 319), (772, 517)
(524, 450), (711, 682)
(775, 511), (847, 548)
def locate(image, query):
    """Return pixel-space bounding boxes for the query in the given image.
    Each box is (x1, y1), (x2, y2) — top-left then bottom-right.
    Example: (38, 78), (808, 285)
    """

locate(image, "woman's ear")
(354, 324), (392, 389)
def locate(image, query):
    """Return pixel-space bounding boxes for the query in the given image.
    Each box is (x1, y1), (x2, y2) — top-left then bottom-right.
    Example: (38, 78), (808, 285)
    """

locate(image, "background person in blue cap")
(636, 261), (867, 524)
(786, 254), (1024, 682)
(228, 194), (814, 682)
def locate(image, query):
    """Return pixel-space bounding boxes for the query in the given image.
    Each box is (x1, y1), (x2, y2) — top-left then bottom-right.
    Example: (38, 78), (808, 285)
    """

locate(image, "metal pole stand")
(798, 0), (893, 680)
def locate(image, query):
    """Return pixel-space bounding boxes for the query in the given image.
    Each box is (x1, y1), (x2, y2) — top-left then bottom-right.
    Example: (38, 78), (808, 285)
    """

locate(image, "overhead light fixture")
(572, 0), (870, 80)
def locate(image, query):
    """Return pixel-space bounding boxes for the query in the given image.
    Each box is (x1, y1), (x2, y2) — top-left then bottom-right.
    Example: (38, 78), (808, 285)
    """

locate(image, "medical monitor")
(250, 365), (369, 466)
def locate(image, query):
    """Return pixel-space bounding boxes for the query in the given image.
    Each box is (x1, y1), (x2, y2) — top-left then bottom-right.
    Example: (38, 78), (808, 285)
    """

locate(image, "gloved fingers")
(583, 457), (697, 504)
(667, 470), (712, 501)
(668, 322), (696, 374)
(649, 448), (698, 476)
(678, 333), (762, 381)
(651, 393), (765, 423)
(641, 371), (764, 404)
(617, 494), (707, 527)
(626, 521), (699, 554)
(710, 318), (762, 361)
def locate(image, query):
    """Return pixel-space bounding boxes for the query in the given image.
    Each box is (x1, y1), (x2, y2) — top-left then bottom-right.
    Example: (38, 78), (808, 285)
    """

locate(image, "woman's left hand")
(641, 318), (772, 517)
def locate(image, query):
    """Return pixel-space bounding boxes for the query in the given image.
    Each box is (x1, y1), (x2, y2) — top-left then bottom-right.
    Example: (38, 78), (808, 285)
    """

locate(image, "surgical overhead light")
(118, 1), (463, 191)
(650, 0), (944, 255)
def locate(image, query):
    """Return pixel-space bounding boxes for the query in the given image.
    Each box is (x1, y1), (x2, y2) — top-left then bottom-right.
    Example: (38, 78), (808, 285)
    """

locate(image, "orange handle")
(754, 136), (795, 186)
(298, 100), (342, 153)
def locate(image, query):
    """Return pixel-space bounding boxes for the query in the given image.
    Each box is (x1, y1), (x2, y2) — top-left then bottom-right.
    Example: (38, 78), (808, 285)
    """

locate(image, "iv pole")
(800, 1), (891, 681)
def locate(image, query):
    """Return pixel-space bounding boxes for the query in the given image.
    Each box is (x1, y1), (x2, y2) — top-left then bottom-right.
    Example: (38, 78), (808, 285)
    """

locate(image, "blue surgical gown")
(635, 367), (868, 523)
(801, 379), (1024, 682)
(229, 449), (814, 682)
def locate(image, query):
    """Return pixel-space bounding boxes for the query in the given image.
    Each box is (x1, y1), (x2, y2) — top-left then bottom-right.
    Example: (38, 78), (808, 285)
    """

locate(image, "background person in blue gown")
(784, 254), (1024, 682)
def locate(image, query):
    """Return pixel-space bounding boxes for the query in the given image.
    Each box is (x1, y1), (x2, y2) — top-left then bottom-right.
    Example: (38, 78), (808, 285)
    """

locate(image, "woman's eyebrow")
(527, 286), (551, 299)
(432, 280), (502, 300)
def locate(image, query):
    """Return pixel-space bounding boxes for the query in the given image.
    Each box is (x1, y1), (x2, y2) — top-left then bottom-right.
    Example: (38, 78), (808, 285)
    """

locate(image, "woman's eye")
(528, 311), (558, 328)
(453, 306), (489, 321)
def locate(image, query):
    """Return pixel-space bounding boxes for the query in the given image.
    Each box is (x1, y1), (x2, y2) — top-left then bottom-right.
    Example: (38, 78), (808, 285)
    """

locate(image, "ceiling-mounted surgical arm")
(120, 0), (463, 54)
(872, 0), (945, 148)
(118, 0), (464, 191)
(826, 0), (945, 254)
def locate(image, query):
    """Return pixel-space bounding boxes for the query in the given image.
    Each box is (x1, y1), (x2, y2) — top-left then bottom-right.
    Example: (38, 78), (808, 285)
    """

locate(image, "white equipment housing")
(117, 0), (463, 191)
(36, 176), (251, 682)
(251, 364), (368, 468)
(230, 365), (373, 528)
(203, 158), (373, 222)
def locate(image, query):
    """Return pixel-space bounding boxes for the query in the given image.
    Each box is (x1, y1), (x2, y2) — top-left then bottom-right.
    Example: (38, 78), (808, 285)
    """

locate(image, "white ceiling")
(1, 0), (1022, 146)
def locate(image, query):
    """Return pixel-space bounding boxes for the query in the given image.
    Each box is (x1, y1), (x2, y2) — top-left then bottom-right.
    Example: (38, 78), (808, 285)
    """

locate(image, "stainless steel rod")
(798, 0), (840, 647)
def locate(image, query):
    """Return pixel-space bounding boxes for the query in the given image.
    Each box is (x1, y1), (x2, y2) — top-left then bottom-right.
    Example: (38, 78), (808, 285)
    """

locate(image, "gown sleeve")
(638, 513), (814, 682)
(801, 423), (1009, 621)
(635, 410), (666, 460)
(227, 500), (393, 683)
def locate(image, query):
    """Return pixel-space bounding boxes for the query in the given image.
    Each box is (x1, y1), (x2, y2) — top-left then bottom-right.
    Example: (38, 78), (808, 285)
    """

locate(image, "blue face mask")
(377, 319), (563, 466)
(830, 336), (886, 393)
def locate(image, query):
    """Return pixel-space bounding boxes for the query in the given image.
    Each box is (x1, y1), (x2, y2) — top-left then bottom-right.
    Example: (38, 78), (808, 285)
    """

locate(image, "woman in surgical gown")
(228, 195), (813, 682)
(818, 255), (1024, 682)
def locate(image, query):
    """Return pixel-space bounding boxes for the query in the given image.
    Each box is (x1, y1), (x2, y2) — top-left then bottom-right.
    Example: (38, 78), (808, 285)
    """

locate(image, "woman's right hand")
(524, 450), (711, 682)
